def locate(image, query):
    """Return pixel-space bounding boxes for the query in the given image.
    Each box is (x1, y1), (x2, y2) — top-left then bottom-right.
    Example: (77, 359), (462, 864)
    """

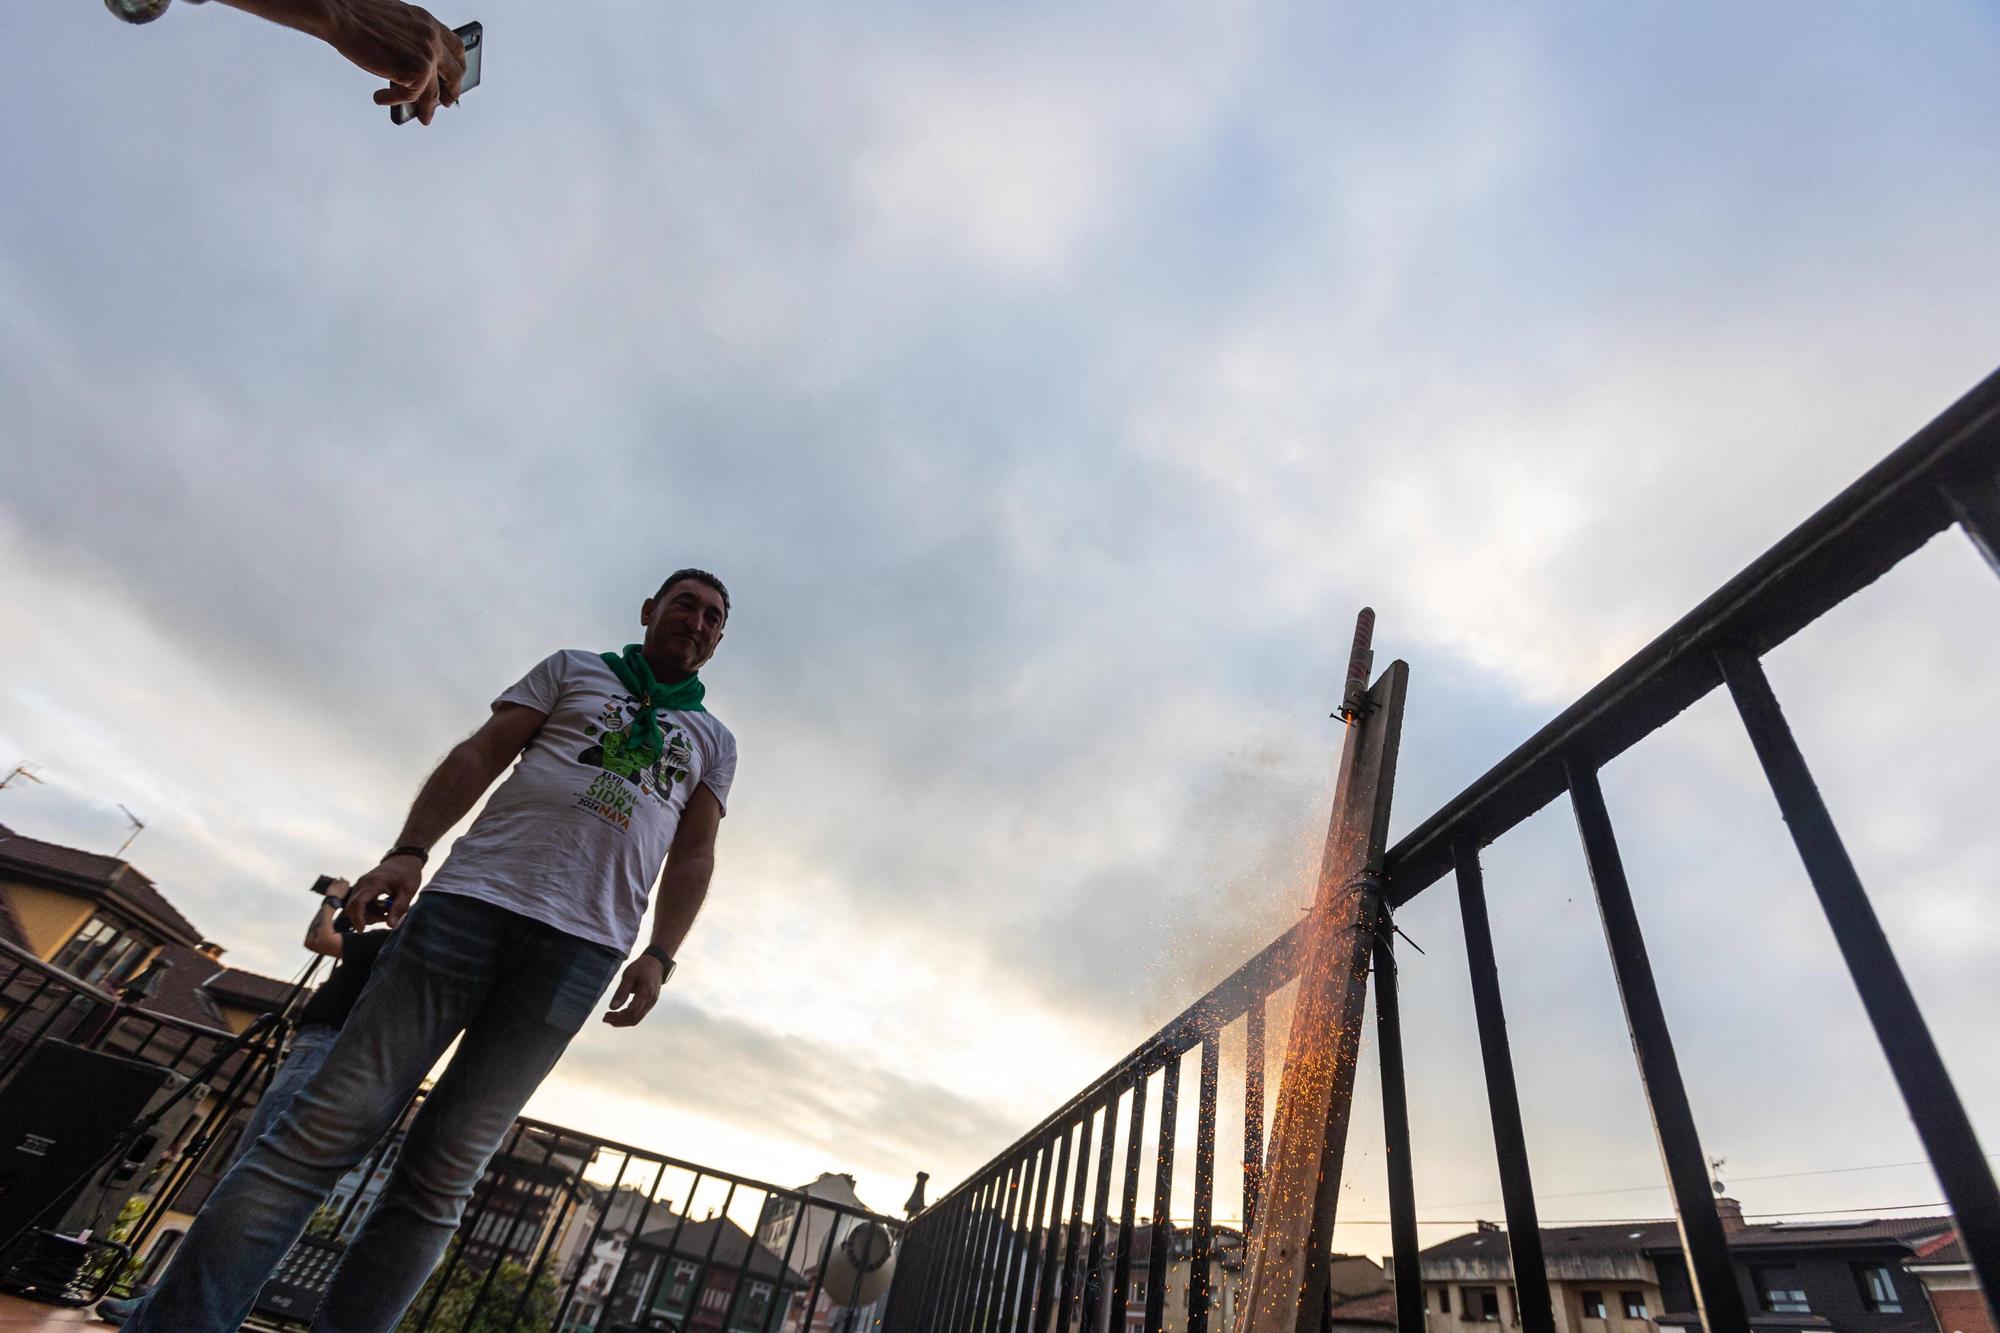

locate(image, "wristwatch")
(384, 845), (429, 865)
(640, 944), (677, 983)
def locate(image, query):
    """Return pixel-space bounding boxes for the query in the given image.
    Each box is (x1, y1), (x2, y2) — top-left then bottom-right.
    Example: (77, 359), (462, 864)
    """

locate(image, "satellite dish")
(819, 1220), (896, 1308)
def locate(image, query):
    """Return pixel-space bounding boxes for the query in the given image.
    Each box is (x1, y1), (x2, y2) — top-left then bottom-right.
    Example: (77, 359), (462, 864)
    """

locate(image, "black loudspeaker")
(0, 1041), (173, 1249)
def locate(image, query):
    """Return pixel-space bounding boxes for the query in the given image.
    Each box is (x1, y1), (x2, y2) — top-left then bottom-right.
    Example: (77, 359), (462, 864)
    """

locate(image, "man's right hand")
(323, 0), (466, 126)
(347, 855), (422, 928)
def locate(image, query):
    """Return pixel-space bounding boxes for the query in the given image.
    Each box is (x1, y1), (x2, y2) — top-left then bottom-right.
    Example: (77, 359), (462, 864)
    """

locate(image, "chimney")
(198, 941), (226, 960)
(1714, 1197), (1745, 1233)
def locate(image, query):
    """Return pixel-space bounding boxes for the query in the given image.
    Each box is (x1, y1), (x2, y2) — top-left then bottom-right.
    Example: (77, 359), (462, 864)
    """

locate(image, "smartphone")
(308, 874), (339, 897)
(392, 21), (482, 125)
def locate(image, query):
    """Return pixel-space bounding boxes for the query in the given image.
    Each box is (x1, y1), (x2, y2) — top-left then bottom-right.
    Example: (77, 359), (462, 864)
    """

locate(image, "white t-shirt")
(423, 650), (737, 953)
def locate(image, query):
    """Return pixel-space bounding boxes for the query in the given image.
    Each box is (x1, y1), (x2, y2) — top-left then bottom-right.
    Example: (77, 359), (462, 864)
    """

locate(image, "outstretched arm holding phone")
(218, 0), (465, 122)
(114, 0), (469, 124)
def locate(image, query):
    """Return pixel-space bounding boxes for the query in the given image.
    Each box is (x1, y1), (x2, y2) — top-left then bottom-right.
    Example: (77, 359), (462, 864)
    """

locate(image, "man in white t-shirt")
(131, 570), (738, 1333)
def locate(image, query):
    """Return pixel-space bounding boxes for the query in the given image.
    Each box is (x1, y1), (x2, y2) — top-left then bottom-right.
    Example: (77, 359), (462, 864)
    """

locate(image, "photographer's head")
(641, 569), (729, 680)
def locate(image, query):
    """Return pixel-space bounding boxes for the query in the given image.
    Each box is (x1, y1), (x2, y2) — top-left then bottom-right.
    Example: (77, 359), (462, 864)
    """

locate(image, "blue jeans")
(231, 1023), (341, 1169)
(128, 892), (623, 1333)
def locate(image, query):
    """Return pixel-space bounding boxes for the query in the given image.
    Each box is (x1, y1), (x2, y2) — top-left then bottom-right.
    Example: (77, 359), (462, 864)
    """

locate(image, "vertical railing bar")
(941, 1186), (982, 1330)
(1013, 1137), (1058, 1333)
(0, 977), (52, 1046)
(635, 1166), (706, 1322)
(1720, 648), (2000, 1316)
(552, 1150), (634, 1333)
(960, 1172), (1002, 1331)
(413, 1118), (528, 1332)
(757, 1186), (813, 1333)
(598, 1155), (672, 1327)
(683, 1177), (740, 1330)
(1372, 906), (1424, 1333)
(1187, 1032), (1220, 1333)
(1111, 1065), (1151, 1333)
(463, 1129), (566, 1328)
(1454, 840), (1555, 1333)
(1243, 996), (1266, 1239)
(1567, 759), (1751, 1333)
(1002, 1146), (1042, 1333)
(984, 1153), (1024, 1333)
(914, 1200), (951, 1329)
(1143, 1055), (1181, 1333)
(983, 1158), (1026, 1329)
(715, 1185), (779, 1333)
(1056, 1109), (1097, 1329)
(918, 1197), (954, 1328)
(797, 1201), (843, 1333)
(506, 1135), (590, 1333)
(971, 1174), (1009, 1330)
(1084, 1083), (1123, 1331)
(886, 1213), (933, 1333)
(1030, 1124), (1075, 1333)
(331, 1094), (422, 1238)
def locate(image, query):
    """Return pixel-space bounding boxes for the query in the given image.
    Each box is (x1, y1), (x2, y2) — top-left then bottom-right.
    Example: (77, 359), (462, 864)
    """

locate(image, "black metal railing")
(0, 935), (906, 1330)
(303, 1101), (905, 1333)
(885, 364), (2000, 1333)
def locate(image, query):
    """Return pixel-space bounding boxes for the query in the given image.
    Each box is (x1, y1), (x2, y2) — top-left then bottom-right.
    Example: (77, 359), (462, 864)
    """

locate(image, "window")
(1855, 1264), (1902, 1313)
(53, 915), (146, 984)
(1621, 1292), (1648, 1320)
(1754, 1267), (1810, 1314)
(702, 1286), (729, 1312)
(664, 1260), (699, 1308)
(1581, 1291), (1607, 1319)
(1130, 1276), (1146, 1305)
(737, 1281), (772, 1326)
(1467, 1286), (1502, 1322)
(1438, 1287), (1451, 1314)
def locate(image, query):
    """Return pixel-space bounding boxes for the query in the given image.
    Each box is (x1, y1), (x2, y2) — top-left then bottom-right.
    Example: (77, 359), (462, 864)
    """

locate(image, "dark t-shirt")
(296, 929), (389, 1029)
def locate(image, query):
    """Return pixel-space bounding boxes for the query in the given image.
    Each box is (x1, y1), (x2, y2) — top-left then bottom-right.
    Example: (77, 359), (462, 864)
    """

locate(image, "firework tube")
(1341, 606), (1376, 720)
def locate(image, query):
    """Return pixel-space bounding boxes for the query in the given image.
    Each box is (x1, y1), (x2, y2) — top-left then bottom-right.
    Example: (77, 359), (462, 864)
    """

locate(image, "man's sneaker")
(95, 1293), (145, 1325)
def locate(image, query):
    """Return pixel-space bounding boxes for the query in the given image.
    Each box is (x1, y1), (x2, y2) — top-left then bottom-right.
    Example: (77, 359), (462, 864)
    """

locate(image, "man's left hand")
(602, 955), (665, 1028)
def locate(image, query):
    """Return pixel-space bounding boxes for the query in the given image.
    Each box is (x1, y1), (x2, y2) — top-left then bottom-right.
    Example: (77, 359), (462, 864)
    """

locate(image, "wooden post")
(1234, 636), (1408, 1333)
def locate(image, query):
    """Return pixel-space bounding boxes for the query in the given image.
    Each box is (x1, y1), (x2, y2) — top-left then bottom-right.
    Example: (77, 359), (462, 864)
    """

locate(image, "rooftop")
(0, 822), (205, 946)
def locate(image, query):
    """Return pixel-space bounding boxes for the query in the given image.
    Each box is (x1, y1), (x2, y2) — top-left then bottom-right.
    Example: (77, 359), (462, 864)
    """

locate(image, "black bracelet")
(640, 945), (676, 982)
(384, 845), (429, 864)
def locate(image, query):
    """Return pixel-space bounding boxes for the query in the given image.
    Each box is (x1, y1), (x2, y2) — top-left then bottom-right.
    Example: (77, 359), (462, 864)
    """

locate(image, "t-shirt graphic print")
(423, 650), (737, 953)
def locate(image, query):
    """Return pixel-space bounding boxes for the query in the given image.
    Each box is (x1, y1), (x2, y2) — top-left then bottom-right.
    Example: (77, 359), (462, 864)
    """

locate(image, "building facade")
(1419, 1205), (1957, 1333)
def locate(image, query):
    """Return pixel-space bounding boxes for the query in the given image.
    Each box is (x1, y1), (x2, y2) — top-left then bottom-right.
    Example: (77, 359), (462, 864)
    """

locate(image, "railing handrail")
(508, 1111), (905, 1232)
(1384, 360), (2000, 904)
(926, 919), (1309, 1217)
(0, 934), (119, 1004)
(0, 933), (252, 1047)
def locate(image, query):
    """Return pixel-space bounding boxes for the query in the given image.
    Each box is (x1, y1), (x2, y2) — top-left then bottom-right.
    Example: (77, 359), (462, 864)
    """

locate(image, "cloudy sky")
(3, 0), (1997, 1258)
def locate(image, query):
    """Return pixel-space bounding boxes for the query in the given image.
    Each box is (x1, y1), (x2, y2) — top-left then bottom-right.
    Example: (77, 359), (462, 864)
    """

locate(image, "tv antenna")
(0, 763), (44, 792)
(115, 805), (147, 859)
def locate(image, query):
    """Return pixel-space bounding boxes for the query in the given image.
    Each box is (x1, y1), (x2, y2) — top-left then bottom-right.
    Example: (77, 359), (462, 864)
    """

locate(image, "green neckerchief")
(600, 645), (706, 766)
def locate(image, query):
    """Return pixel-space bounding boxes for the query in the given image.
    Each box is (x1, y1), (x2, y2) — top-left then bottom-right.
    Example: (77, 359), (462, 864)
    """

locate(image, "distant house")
(322, 1122), (594, 1275)
(1904, 1231), (1991, 1333)
(1098, 1220), (1249, 1333)
(606, 1212), (806, 1332)
(0, 822), (297, 1278)
(1419, 1203), (1955, 1333)
(754, 1172), (893, 1331)
(554, 1183), (658, 1333)
(0, 821), (293, 1036)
